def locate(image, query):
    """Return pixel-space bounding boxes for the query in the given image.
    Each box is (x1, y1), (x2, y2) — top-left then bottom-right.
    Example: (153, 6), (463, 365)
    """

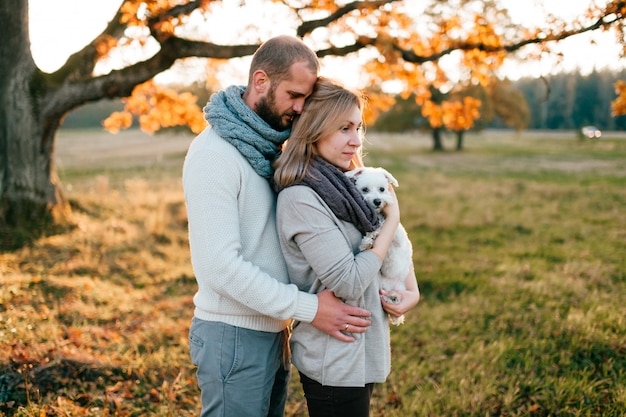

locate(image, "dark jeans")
(299, 371), (374, 417)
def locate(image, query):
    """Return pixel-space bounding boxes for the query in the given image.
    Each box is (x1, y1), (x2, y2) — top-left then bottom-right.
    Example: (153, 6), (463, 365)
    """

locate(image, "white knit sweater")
(182, 127), (318, 332)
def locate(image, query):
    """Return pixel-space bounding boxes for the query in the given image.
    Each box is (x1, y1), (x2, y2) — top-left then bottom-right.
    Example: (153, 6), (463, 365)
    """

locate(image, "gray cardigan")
(277, 185), (391, 387)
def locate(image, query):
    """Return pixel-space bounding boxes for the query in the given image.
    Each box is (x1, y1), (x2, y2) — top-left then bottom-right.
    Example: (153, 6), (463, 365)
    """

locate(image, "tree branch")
(296, 0), (398, 37)
(392, 6), (626, 64)
(50, 7), (128, 83)
(316, 37), (378, 58)
(49, 0), (207, 83)
(42, 37), (261, 119)
(40, 0), (626, 119)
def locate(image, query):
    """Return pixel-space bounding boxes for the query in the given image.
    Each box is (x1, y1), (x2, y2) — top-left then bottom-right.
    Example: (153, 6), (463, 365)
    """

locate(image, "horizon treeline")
(61, 69), (626, 133)
(515, 68), (626, 131)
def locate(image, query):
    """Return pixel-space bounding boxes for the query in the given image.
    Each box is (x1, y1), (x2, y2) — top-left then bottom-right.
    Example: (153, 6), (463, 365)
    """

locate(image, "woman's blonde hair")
(273, 77), (366, 188)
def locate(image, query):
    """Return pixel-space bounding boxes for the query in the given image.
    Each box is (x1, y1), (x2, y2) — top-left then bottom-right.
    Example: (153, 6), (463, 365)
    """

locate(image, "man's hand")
(311, 290), (371, 342)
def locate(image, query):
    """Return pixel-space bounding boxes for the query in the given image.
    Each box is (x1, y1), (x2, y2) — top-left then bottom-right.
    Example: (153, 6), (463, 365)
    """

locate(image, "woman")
(273, 78), (420, 417)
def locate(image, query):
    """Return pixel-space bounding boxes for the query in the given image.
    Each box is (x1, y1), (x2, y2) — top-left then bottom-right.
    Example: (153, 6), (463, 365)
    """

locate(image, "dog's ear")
(345, 168), (364, 182)
(381, 168), (399, 187)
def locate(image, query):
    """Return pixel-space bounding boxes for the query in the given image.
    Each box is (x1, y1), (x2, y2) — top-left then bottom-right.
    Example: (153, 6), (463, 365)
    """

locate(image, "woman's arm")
(380, 262), (420, 317)
(366, 185), (401, 261)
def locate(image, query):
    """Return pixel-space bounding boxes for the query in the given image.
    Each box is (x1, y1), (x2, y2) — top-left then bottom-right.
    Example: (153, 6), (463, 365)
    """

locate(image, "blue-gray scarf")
(204, 85), (290, 179)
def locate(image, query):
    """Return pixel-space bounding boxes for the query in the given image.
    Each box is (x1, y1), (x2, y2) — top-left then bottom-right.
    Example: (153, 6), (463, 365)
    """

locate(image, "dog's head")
(345, 167), (398, 213)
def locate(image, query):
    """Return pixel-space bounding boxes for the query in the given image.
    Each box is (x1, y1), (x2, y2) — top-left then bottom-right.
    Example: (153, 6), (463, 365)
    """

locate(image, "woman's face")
(315, 105), (362, 170)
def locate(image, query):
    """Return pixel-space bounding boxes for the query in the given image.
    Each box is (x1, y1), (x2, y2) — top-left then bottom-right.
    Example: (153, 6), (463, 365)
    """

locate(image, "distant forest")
(61, 69), (626, 132)
(515, 68), (626, 131)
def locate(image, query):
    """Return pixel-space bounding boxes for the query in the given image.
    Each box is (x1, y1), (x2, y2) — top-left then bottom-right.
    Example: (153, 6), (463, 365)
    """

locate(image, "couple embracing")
(182, 35), (420, 417)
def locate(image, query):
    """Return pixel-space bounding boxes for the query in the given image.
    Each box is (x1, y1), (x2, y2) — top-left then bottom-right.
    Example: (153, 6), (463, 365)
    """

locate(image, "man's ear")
(252, 70), (270, 94)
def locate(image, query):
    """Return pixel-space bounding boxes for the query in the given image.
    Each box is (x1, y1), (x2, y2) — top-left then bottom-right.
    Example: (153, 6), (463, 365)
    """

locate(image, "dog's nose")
(373, 198), (382, 207)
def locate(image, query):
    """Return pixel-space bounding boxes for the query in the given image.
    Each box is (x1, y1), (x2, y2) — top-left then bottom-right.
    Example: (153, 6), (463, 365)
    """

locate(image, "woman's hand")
(380, 287), (420, 318)
(380, 263), (420, 319)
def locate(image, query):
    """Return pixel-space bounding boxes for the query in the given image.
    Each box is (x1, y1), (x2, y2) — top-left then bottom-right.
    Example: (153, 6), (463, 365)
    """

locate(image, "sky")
(28, 0), (625, 86)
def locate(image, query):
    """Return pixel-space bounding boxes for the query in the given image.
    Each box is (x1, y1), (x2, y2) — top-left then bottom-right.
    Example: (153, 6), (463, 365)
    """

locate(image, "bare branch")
(316, 37), (378, 58)
(42, 37), (261, 119)
(149, 0), (205, 22)
(296, 0), (398, 37)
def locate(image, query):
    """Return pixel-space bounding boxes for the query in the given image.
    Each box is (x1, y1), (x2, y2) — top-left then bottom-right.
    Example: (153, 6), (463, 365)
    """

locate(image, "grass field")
(1, 128), (625, 416)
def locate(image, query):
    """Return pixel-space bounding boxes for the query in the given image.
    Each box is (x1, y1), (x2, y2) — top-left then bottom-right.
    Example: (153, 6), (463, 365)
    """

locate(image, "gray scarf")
(204, 85), (290, 179)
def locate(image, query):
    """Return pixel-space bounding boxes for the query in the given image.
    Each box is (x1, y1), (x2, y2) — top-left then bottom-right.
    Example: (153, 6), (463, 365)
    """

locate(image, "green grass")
(1, 129), (625, 416)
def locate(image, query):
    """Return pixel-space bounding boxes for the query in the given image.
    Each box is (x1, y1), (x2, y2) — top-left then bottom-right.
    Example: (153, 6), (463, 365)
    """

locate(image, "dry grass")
(1, 128), (625, 416)
(1, 150), (199, 415)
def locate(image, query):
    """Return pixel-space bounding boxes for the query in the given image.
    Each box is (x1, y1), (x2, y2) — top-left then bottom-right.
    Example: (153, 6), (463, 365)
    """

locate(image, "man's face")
(256, 61), (317, 131)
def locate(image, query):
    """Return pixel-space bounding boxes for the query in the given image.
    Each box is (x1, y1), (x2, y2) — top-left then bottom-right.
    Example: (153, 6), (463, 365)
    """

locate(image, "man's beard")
(256, 89), (293, 132)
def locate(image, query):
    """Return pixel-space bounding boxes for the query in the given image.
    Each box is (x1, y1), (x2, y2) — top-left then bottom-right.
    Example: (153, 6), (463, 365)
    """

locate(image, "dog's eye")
(379, 187), (386, 192)
(361, 187), (369, 193)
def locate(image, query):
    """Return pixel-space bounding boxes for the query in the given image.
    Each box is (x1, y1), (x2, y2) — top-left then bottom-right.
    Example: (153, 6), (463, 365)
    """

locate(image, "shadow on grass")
(0, 358), (139, 415)
(0, 222), (72, 253)
(0, 201), (87, 253)
(418, 278), (472, 302)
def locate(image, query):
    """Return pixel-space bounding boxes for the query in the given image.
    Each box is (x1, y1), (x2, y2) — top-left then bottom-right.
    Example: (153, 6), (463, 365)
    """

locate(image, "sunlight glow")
(28, 0), (624, 86)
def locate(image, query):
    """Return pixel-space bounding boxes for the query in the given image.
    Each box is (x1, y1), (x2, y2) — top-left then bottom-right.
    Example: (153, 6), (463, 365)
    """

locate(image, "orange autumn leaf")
(364, 91), (396, 125)
(102, 111), (133, 134)
(95, 35), (118, 57)
(611, 80), (626, 116)
(422, 101), (443, 128)
(104, 80), (205, 135)
(442, 96), (482, 131)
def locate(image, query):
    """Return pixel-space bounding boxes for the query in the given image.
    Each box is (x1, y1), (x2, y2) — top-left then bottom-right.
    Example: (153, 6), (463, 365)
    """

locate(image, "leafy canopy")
(87, 0), (626, 133)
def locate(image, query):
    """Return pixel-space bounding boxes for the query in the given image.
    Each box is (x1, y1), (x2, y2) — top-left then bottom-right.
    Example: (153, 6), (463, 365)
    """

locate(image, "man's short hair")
(248, 35), (320, 86)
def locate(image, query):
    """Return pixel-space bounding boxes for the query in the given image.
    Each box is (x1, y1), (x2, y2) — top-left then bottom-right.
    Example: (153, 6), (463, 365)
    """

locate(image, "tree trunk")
(1, 0), (62, 240)
(432, 127), (444, 151)
(456, 130), (464, 150)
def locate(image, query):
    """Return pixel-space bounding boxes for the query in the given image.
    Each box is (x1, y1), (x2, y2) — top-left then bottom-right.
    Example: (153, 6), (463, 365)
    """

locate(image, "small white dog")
(346, 167), (413, 325)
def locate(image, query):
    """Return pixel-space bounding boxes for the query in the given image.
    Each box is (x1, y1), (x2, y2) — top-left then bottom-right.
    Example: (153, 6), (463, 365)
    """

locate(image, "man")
(182, 35), (372, 417)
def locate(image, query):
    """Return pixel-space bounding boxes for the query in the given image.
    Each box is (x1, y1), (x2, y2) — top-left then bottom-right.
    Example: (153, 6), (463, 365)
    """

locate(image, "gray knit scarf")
(204, 85), (290, 179)
(276, 157), (379, 235)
